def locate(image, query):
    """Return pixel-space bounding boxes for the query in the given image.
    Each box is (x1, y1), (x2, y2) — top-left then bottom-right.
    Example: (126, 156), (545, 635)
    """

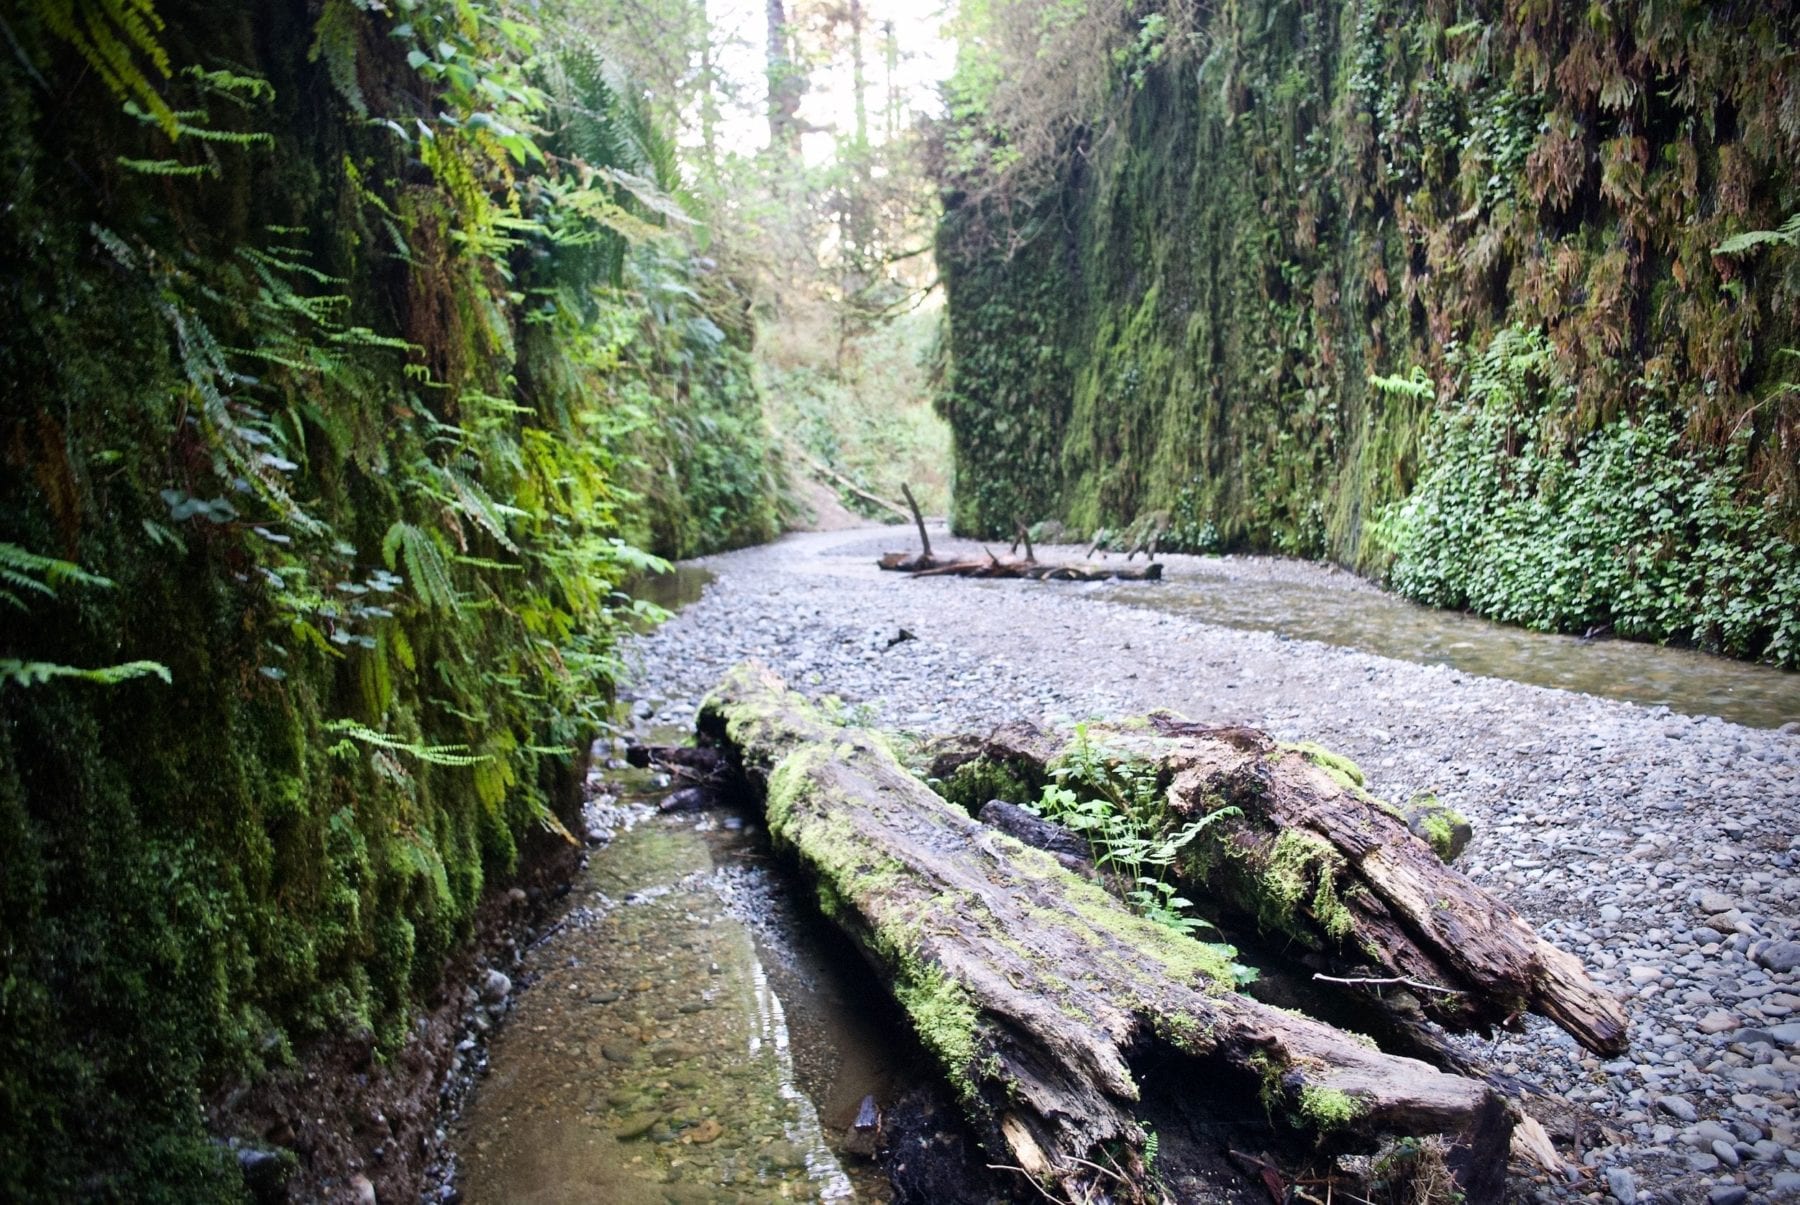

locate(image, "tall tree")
(765, 0), (803, 153)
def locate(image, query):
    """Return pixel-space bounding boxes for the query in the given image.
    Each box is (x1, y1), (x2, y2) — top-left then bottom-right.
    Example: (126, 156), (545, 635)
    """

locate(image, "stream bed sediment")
(450, 754), (923, 1204)
(611, 525), (1800, 1203)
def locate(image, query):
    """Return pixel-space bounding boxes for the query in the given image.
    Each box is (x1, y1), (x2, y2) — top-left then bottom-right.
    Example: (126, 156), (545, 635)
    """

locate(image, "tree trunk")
(765, 0), (802, 154)
(877, 551), (1162, 580)
(698, 664), (1515, 1203)
(928, 717), (1628, 1057)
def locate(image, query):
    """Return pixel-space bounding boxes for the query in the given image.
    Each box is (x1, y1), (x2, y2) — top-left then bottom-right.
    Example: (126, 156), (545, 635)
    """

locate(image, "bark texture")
(698, 664), (1515, 1202)
(930, 717), (1628, 1057)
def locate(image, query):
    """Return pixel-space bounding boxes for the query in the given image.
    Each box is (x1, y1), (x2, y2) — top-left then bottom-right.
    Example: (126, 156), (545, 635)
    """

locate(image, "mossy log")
(698, 664), (1513, 1203)
(877, 550), (1162, 581)
(930, 717), (1628, 1057)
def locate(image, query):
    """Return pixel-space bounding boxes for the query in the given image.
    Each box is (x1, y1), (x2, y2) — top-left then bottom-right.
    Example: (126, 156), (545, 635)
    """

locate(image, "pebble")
(1659, 1096), (1699, 1123)
(624, 527), (1800, 1202)
(614, 1112), (661, 1140)
(1756, 942), (1800, 974)
(480, 969), (511, 1005)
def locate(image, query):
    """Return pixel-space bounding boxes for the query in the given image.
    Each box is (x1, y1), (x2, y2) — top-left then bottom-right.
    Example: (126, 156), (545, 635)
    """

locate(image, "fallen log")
(927, 718), (1628, 1056)
(698, 664), (1513, 1203)
(876, 549), (1163, 581)
(792, 444), (913, 522)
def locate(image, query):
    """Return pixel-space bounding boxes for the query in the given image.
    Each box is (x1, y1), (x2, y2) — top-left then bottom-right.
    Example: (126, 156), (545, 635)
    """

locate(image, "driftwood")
(793, 446), (913, 522)
(698, 664), (1513, 1203)
(928, 717), (1628, 1056)
(901, 482), (933, 561)
(877, 549), (1163, 581)
(879, 497), (1160, 581)
(624, 743), (732, 811)
(1008, 519), (1036, 562)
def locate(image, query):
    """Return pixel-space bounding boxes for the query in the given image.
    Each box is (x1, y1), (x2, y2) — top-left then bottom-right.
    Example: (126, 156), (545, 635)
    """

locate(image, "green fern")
(181, 64), (274, 106)
(323, 719), (490, 766)
(1367, 365), (1435, 401)
(116, 156), (216, 176)
(29, 0), (177, 134)
(308, 0), (367, 116)
(1, 659), (171, 688)
(0, 542), (113, 609)
(381, 521), (460, 612)
(1713, 212), (1800, 256)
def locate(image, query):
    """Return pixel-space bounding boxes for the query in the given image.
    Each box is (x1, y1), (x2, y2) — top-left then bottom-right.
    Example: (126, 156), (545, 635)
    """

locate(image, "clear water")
(1094, 564), (1800, 730)
(630, 566), (718, 615)
(453, 810), (908, 1204)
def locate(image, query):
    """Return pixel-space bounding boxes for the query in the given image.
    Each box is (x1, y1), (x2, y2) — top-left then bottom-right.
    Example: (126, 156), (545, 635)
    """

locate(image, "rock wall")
(936, 0), (1799, 663)
(0, 1), (775, 1195)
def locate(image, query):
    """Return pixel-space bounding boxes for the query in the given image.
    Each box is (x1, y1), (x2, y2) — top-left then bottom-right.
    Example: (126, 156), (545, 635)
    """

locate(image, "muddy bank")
(204, 818), (586, 1204)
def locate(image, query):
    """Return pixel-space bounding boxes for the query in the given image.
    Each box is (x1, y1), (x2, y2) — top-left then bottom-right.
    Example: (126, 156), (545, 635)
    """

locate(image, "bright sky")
(705, 0), (955, 161)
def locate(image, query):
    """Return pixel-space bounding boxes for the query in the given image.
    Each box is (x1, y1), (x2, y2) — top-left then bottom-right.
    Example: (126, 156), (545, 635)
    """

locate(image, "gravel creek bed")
(621, 525), (1800, 1204)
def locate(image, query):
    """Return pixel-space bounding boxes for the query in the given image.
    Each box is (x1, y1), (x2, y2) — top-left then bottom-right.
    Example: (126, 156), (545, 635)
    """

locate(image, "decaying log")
(876, 550), (1163, 581)
(698, 664), (1513, 1203)
(930, 717), (1628, 1056)
(794, 445), (913, 522)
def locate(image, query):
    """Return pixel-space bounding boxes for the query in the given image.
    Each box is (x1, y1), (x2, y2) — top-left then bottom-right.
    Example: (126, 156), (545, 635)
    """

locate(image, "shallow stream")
(452, 775), (921, 1203)
(1092, 563), (1800, 729)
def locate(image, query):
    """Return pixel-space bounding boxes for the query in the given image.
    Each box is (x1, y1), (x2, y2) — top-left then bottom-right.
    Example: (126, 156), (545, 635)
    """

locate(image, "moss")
(937, 0), (1800, 660)
(1418, 812), (1455, 862)
(1284, 742), (1366, 790)
(893, 960), (983, 1102)
(1297, 1084), (1366, 1131)
(934, 756), (1040, 813)
(1259, 829), (1353, 946)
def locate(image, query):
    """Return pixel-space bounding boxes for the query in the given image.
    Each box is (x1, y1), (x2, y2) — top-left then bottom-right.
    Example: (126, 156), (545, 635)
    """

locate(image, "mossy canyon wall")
(937, 0), (1800, 663)
(0, 1), (774, 1197)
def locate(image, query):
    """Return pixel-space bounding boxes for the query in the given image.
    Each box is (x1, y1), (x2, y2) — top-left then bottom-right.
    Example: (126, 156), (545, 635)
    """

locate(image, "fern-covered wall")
(937, 0), (1800, 663)
(0, 1), (775, 1197)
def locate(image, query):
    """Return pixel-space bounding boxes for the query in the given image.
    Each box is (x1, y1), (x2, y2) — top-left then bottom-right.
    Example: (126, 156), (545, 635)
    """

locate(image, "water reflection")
(629, 566), (718, 614)
(455, 807), (902, 1203)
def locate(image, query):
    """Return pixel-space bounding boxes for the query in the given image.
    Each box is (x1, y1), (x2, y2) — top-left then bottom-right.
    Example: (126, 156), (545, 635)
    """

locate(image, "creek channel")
(450, 730), (931, 1203)
(1082, 559), (1800, 730)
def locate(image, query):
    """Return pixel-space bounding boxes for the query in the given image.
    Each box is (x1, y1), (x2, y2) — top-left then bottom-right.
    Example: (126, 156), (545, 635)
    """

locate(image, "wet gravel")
(623, 526), (1800, 1204)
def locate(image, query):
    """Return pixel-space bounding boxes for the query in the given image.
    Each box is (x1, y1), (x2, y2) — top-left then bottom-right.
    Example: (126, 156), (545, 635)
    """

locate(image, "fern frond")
(323, 719), (491, 766)
(308, 0), (367, 116)
(117, 156), (216, 176)
(1, 658), (170, 687)
(0, 542), (115, 609)
(181, 64), (274, 105)
(35, 0), (177, 133)
(1713, 212), (1800, 257)
(381, 521), (460, 611)
(1367, 366), (1436, 401)
(439, 464), (521, 552)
